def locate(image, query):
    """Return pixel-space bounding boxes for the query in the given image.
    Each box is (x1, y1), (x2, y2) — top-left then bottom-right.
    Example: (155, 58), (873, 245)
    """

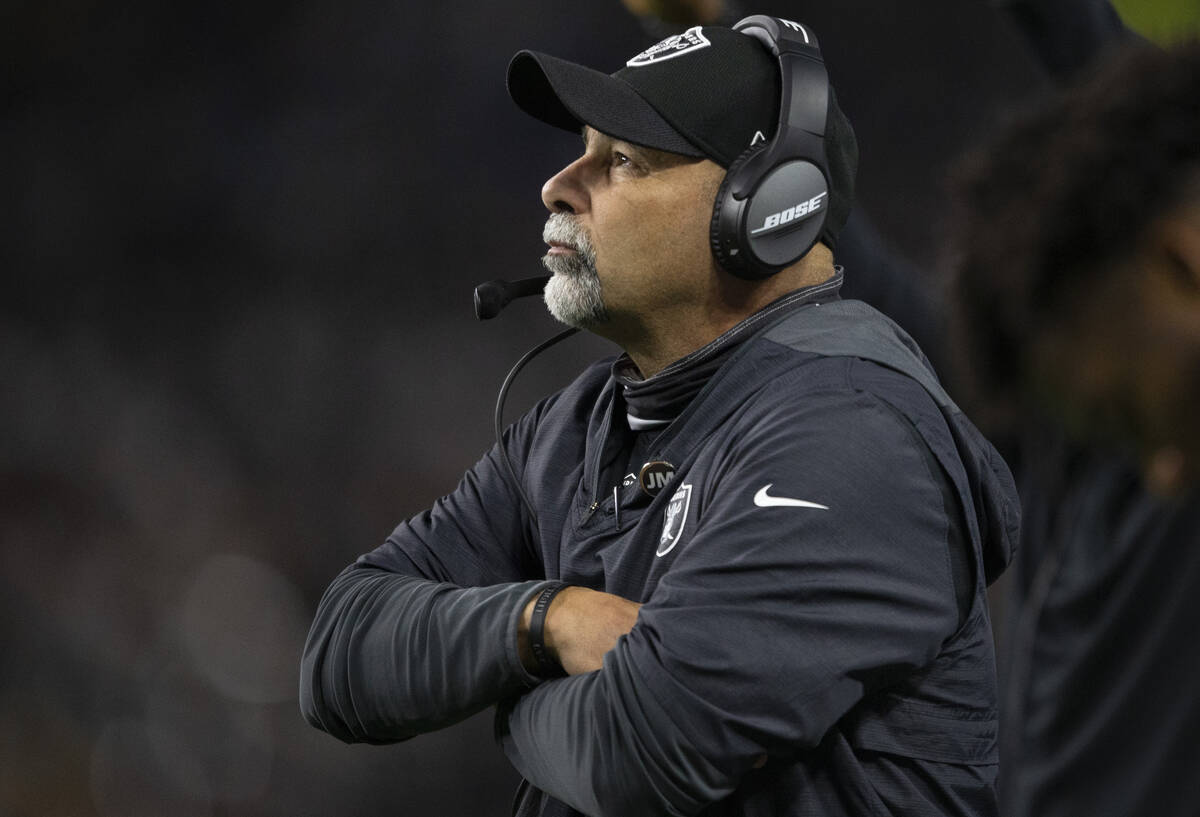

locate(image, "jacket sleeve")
(497, 387), (965, 816)
(300, 410), (556, 744)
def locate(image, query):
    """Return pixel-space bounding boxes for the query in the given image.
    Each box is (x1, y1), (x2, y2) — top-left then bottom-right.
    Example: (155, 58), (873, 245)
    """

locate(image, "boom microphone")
(473, 275), (551, 320)
(473, 270), (578, 529)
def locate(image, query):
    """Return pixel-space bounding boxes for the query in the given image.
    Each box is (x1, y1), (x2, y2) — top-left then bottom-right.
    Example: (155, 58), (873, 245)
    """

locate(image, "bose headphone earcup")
(711, 143), (830, 281)
(710, 143), (768, 280)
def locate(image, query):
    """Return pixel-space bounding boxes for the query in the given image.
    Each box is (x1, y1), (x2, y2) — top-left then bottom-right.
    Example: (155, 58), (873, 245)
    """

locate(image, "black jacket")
(301, 299), (1019, 816)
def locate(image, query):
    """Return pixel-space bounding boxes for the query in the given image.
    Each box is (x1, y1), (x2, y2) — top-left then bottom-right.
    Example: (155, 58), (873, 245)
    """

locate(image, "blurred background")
(2, 1), (1195, 815)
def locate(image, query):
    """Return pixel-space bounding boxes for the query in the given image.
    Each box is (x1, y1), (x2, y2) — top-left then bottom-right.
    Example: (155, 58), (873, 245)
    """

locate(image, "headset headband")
(726, 17), (829, 198)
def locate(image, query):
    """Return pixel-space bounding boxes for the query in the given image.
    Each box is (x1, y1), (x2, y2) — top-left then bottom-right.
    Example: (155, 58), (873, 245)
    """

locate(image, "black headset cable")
(493, 327), (579, 527)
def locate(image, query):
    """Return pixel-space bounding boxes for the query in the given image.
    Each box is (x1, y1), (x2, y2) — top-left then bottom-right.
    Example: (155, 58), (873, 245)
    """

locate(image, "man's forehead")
(583, 126), (652, 149)
(581, 126), (703, 167)
(581, 126), (608, 147)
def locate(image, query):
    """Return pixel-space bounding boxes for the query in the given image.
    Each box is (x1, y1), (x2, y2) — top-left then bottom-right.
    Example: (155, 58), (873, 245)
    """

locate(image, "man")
(947, 41), (1200, 817)
(301, 17), (1018, 817)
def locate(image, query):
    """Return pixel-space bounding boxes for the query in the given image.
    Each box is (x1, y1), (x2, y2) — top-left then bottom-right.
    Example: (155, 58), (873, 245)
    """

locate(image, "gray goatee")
(541, 214), (608, 328)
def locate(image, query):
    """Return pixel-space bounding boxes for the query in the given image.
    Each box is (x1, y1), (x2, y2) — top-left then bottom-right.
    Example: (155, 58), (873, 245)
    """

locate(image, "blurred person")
(301, 16), (1019, 817)
(947, 40), (1200, 817)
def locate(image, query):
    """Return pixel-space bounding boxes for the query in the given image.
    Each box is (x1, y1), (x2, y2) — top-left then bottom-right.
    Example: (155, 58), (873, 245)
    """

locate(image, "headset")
(710, 16), (831, 280)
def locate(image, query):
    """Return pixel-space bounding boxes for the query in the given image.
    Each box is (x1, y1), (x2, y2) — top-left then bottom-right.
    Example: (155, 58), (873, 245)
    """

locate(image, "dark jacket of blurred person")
(948, 40), (1200, 817)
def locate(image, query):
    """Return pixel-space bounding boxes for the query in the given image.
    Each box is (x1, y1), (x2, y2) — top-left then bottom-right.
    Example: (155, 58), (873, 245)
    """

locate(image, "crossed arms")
(300, 384), (963, 816)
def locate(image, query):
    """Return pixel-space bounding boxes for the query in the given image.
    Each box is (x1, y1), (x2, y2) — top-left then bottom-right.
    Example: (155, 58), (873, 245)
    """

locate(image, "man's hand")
(519, 586), (641, 676)
(517, 587), (768, 766)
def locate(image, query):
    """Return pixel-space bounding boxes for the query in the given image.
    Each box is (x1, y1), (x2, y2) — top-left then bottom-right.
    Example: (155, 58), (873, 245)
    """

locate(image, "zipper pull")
(582, 499), (600, 522)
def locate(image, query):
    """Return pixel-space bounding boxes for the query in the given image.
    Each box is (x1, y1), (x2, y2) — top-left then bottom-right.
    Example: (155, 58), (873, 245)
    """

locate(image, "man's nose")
(541, 157), (589, 214)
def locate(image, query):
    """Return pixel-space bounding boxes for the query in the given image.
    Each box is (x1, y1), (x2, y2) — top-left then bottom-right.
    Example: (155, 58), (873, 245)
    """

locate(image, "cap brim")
(507, 50), (704, 158)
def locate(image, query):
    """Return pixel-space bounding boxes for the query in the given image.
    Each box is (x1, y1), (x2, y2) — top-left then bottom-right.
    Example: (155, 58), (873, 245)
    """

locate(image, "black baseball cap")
(507, 24), (857, 248)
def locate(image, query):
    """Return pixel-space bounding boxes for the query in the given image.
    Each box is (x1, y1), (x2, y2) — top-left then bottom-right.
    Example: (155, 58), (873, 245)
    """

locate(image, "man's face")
(539, 128), (725, 336)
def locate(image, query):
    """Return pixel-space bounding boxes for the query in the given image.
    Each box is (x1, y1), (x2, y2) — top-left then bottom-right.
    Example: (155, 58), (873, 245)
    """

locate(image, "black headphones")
(710, 16), (831, 280)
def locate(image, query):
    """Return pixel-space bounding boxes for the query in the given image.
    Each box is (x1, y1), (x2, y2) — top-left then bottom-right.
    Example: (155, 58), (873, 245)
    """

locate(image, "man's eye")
(611, 151), (631, 167)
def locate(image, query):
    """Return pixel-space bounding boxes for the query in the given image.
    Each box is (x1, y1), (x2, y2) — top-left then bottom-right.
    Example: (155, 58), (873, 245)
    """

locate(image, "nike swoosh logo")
(753, 484), (828, 510)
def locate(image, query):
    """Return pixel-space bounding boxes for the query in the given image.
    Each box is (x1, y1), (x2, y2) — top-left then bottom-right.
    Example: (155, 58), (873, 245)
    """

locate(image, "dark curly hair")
(946, 39), (1200, 438)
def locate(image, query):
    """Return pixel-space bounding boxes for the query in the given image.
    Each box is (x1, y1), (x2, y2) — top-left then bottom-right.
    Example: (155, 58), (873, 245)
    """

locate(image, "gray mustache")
(543, 214), (593, 255)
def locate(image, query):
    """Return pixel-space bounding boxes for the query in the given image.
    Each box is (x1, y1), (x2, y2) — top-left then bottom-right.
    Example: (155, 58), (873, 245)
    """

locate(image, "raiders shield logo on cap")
(626, 26), (711, 68)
